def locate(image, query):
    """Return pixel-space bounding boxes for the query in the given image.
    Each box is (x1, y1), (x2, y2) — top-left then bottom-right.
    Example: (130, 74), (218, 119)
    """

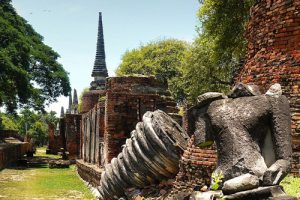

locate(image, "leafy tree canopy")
(0, 113), (18, 130)
(115, 1), (256, 104)
(0, 108), (58, 145)
(116, 39), (190, 101)
(78, 87), (89, 113)
(0, 0), (70, 113)
(181, 0), (256, 103)
(198, 0), (255, 62)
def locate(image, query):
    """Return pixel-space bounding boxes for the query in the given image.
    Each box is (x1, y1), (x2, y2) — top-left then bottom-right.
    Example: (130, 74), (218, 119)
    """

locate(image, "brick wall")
(81, 102), (105, 166)
(47, 115), (81, 158)
(47, 123), (63, 154)
(171, 136), (217, 194)
(235, 0), (300, 176)
(79, 76), (179, 168)
(64, 114), (81, 159)
(76, 159), (103, 187)
(0, 142), (29, 170)
(103, 76), (178, 164)
(0, 130), (24, 142)
(81, 90), (106, 114)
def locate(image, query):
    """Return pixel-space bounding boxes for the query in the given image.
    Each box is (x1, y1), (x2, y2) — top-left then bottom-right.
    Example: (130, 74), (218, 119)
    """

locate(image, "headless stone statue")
(191, 83), (294, 198)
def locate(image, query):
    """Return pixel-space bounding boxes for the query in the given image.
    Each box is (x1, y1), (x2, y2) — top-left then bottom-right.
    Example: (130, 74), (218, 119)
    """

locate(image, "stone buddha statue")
(190, 83), (295, 199)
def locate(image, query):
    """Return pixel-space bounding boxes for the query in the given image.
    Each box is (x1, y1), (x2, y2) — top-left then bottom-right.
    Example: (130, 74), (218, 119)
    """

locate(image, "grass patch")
(0, 166), (95, 199)
(281, 176), (300, 197)
(0, 146), (95, 199)
(34, 146), (61, 159)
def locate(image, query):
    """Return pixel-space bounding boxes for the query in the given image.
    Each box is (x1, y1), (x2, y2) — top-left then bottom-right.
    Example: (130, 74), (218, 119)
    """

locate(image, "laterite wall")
(235, 0), (300, 176)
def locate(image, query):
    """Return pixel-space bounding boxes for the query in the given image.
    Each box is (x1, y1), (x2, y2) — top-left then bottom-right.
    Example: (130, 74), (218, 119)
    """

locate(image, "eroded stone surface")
(187, 83), (294, 199)
(222, 173), (259, 195)
(98, 110), (189, 199)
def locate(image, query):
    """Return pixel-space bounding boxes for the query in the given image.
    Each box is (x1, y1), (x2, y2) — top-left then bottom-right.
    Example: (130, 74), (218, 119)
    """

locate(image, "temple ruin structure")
(67, 13), (181, 187)
(47, 89), (81, 159)
(235, 0), (300, 177)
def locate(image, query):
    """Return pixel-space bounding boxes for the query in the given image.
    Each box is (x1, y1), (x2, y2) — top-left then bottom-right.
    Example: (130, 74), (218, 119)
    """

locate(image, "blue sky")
(11, 0), (200, 115)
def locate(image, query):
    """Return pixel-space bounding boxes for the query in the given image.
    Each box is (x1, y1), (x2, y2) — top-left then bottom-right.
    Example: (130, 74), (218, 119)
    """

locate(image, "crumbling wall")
(172, 136), (217, 195)
(81, 90), (106, 114)
(0, 130), (24, 142)
(47, 123), (63, 154)
(235, 0), (300, 176)
(0, 142), (29, 170)
(77, 77), (180, 187)
(76, 159), (103, 187)
(103, 77), (178, 164)
(81, 102), (105, 166)
(64, 114), (81, 159)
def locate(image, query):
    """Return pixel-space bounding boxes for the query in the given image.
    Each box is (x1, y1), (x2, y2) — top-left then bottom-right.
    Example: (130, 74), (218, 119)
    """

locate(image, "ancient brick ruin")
(235, 0), (300, 177)
(47, 89), (81, 159)
(171, 136), (217, 195)
(73, 12), (179, 186)
(0, 130), (30, 170)
(78, 76), (180, 185)
(47, 123), (63, 154)
(44, 3), (300, 197)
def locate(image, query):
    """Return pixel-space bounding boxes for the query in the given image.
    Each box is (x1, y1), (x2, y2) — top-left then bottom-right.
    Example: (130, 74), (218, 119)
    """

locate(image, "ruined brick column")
(64, 114), (81, 159)
(235, 0), (300, 176)
(103, 77), (179, 164)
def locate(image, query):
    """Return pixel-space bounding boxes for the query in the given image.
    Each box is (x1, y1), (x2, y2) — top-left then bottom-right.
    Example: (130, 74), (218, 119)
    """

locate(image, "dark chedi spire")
(68, 91), (72, 109)
(92, 12), (108, 79)
(73, 89), (78, 105)
(60, 106), (65, 118)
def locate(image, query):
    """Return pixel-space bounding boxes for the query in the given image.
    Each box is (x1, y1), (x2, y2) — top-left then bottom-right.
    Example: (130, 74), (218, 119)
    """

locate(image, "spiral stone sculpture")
(98, 110), (190, 199)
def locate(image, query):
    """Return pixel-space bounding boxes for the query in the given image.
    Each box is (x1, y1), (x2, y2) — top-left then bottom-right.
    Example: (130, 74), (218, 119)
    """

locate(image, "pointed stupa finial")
(73, 89), (78, 105)
(66, 91), (72, 114)
(72, 89), (79, 114)
(60, 106), (65, 118)
(90, 12), (108, 90)
(68, 91), (72, 109)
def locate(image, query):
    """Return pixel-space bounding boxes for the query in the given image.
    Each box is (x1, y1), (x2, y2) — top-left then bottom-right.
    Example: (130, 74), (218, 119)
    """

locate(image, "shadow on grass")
(8, 154), (63, 170)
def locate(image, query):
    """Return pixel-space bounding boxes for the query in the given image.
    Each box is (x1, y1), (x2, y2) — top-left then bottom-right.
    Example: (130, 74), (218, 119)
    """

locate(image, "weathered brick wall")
(76, 159), (103, 188)
(77, 76), (180, 190)
(0, 130), (24, 142)
(171, 136), (217, 195)
(81, 102), (105, 166)
(64, 114), (81, 159)
(103, 76), (178, 164)
(235, 0), (300, 176)
(0, 142), (29, 170)
(81, 90), (106, 114)
(47, 123), (63, 154)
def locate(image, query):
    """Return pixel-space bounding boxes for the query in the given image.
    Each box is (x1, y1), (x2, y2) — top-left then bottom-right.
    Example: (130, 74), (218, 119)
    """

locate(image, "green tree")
(180, 0), (255, 103)
(198, 0), (255, 63)
(116, 39), (189, 101)
(44, 111), (58, 125)
(0, 0), (70, 113)
(27, 120), (48, 146)
(0, 113), (18, 130)
(16, 109), (54, 145)
(78, 88), (89, 113)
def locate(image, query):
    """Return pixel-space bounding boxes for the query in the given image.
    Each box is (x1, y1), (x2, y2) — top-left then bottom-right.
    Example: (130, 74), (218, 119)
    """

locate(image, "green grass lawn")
(34, 146), (62, 159)
(0, 147), (95, 200)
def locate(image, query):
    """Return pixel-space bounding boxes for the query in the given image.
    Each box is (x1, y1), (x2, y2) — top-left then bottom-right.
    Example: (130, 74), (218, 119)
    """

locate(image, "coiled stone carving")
(98, 110), (190, 199)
